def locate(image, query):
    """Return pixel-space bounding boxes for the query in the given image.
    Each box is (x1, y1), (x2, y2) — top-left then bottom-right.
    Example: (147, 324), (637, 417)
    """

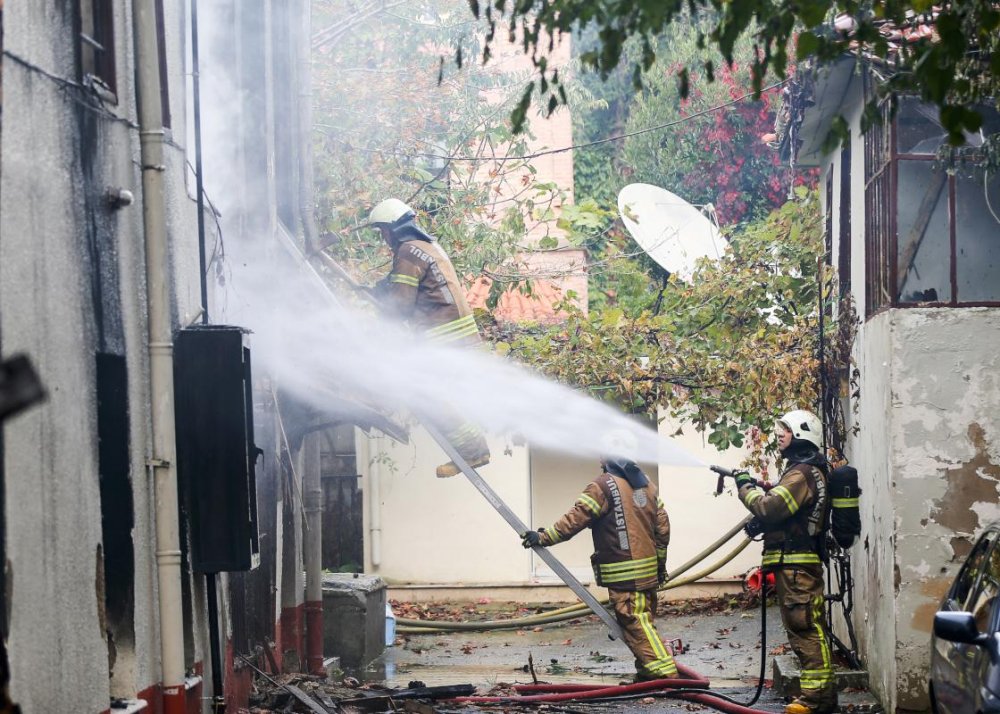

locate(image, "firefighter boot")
(436, 452), (490, 478)
(786, 698), (836, 714)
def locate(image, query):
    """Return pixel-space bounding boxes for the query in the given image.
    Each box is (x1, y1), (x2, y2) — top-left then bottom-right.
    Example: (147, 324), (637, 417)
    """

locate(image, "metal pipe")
(302, 433), (325, 675)
(365, 435), (382, 568)
(130, 1), (186, 712)
(190, 0), (227, 707)
(191, 0), (209, 324)
(297, 0), (320, 255)
(205, 575), (225, 713)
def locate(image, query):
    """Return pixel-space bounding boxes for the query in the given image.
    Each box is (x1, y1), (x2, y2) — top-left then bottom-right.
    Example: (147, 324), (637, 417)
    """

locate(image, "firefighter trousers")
(775, 565), (836, 709)
(432, 404), (489, 461)
(609, 589), (678, 680)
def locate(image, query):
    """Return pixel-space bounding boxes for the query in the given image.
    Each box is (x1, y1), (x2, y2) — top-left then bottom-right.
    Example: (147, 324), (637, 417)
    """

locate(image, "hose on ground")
(397, 517), (749, 633)
(658, 516), (752, 582)
(448, 662), (774, 714)
(396, 535), (753, 634)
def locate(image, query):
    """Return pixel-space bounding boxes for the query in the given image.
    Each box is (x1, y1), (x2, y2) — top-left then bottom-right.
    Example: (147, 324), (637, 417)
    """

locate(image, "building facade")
(0, 1), (320, 711)
(791, 58), (1000, 711)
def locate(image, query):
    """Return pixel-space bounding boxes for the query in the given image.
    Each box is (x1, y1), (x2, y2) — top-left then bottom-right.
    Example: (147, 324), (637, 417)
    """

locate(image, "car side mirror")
(934, 611), (990, 647)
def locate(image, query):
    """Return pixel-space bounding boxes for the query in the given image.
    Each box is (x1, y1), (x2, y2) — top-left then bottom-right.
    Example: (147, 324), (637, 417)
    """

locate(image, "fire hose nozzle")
(710, 465), (733, 496)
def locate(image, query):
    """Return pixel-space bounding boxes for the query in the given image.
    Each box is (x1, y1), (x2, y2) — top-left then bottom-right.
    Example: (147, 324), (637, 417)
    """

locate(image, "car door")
(933, 530), (998, 714)
(962, 546), (1000, 712)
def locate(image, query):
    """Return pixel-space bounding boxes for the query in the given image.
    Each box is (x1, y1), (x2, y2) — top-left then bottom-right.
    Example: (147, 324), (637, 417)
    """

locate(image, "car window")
(969, 545), (1000, 632)
(952, 532), (997, 608)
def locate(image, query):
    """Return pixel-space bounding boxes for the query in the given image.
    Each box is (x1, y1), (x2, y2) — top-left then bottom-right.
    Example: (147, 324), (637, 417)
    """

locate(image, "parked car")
(930, 521), (1000, 714)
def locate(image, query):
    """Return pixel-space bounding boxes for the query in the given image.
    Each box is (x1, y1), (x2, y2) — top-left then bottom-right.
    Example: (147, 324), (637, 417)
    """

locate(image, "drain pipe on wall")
(302, 433), (324, 676)
(296, 6), (327, 674)
(367, 436), (382, 569)
(297, 0), (321, 256)
(131, 1), (187, 713)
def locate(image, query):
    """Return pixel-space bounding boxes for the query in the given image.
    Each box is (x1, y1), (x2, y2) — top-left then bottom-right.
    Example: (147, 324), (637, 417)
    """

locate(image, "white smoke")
(195, 0), (703, 469)
(216, 233), (702, 467)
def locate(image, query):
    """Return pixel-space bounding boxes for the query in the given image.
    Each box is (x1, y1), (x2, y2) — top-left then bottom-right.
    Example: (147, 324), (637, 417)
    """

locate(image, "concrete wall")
(1, 7), (114, 711)
(844, 309), (1000, 712)
(823, 80), (1000, 710)
(1, 0), (213, 709)
(890, 309), (1000, 709)
(844, 312), (897, 708)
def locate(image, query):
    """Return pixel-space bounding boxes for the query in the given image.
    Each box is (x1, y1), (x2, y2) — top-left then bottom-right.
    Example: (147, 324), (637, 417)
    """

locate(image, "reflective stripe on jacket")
(539, 472), (670, 591)
(380, 239), (479, 344)
(739, 463), (829, 568)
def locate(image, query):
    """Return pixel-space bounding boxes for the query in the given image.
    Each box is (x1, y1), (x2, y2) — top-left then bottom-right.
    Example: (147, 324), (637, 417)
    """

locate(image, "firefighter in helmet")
(521, 455), (677, 681)
(735, 409), (835, 714)
(368, 198), (490, 478)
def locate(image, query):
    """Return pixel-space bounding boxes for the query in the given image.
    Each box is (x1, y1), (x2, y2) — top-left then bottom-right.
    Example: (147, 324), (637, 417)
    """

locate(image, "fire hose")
(439, 572), (772, 714)
(397, 517), (753, 634)
(403, 516), (772, 714)
(449, 662), (773, 714)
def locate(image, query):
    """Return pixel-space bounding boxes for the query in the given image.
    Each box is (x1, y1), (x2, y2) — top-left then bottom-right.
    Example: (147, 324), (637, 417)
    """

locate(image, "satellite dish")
(617, 184), (726, 280)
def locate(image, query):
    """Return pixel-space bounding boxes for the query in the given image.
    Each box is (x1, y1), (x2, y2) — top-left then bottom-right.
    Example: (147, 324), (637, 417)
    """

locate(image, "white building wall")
(364, 414), (760, 592)
(824, 77), (1000, 709)
(1, 0), (211, 708)
(657, 416), (762, 581)
(844, 312), (898, 709)
(2, 4), (128, 710)
(362, 429), (531, 584)
(824, 91), (899, 703)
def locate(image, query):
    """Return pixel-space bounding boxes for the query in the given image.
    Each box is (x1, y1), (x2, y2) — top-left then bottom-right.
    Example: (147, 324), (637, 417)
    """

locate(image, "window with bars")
(863, 96), (1000, 316)
(154, 0), (170, 128)
(79, 0), (117, 99)
(864, 97), (892, 315)
(838, 142), (852, 298)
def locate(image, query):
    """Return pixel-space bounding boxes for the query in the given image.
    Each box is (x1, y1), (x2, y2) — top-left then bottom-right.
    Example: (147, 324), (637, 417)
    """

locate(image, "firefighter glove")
(657, 560), (668, 585)
(521, 530), (542, 549)
(733, 470), (753, 489)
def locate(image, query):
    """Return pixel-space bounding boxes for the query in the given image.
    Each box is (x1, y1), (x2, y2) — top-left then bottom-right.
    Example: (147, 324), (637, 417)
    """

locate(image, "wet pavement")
(356, 599), (794, 712)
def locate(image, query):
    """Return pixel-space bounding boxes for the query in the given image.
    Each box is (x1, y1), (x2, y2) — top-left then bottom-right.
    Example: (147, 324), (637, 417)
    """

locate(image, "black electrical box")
(174, 326), (260, 573)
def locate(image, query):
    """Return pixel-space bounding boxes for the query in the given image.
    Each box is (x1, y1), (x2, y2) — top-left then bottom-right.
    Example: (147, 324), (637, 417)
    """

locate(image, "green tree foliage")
(568, 26), (638, 207)
(569, 23), (795, 224)
(566, 21), (815, 320)
(488, 189), (829, 467)
(621, 28), (794, 225)
(473, 0), (1000, 143)
(312, 0), (569, 302)
(313, 3), (834, 462)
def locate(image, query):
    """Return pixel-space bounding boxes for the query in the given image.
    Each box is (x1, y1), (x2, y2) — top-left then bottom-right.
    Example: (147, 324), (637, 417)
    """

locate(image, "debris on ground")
(658, 592), (763, 618)
(244, 597), (798, 712)
(390, 599), (547, 623)
(246, 673), (476, 713)
(390, 593), (766, 633)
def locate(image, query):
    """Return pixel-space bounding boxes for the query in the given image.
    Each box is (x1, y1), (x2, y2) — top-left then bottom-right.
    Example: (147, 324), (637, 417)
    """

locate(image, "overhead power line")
(325, 79), (789, 164)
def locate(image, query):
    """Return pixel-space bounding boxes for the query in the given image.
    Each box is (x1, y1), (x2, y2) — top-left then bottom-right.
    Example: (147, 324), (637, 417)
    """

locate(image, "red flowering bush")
(624, 60), (816, 225)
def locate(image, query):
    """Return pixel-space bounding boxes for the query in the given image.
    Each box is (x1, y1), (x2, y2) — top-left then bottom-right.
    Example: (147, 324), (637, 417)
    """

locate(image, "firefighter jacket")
(377, 239), (479, 345)
(738, 462), (830, 569)
(538, 472), (670, 591)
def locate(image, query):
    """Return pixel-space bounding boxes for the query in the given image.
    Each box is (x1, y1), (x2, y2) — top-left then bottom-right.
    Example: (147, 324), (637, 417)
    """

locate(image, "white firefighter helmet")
(777, 409), (823, 450)
(369, 198), (414, 227)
